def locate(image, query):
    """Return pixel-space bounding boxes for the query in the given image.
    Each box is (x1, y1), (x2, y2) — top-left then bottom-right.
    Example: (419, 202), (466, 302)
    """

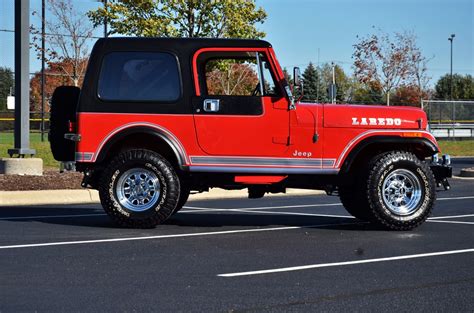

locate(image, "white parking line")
(0, 213), (106, 220)
(427, 220), (474, 225)
(218, 248), (474, 277)
(232, 209), (354, 219)
(438, 196), (474, 201)
(0, 221), (359, 250)
(182, 203), (342, 213)
(429, 214), (474, 220)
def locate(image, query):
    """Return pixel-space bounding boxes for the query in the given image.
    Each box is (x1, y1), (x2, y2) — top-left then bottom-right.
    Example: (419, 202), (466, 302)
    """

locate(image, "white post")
(331, 62), (335, 104)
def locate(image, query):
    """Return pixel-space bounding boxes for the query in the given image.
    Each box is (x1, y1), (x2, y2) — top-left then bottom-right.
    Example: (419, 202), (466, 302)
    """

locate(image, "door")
(192, 49), (290, 157)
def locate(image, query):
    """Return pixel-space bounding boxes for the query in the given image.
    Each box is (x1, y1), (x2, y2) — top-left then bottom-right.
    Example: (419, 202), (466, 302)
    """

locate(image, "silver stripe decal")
(189, 166), (339, 174)
(83, 153), (94, 161)
(75, 152), (94, 162)
(190, 156), (335, 167)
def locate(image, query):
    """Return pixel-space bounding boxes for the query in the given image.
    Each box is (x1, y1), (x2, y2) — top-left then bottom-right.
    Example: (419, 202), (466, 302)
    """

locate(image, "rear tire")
(98, 149), (180, 228)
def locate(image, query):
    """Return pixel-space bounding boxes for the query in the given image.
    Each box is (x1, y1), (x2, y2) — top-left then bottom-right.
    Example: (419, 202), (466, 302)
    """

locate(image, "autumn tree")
(87, 0), (267, 39)
(392, 85), (430, 107)
(31, 0), (95, 87)
(30, 59), (88, 112)
(404, 33), (433, 105)
(353, 29), (415, 105)
(206, 61), (258, 95)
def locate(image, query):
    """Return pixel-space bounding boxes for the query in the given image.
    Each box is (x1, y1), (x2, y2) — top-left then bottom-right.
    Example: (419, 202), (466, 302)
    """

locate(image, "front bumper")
(430, 154), (452, 190)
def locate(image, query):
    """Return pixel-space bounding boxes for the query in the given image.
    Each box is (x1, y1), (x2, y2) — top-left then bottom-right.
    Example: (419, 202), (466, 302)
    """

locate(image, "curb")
(0, 188), (325, 207)
(0, 189), (100, 206)
(460, 167), (474, 178)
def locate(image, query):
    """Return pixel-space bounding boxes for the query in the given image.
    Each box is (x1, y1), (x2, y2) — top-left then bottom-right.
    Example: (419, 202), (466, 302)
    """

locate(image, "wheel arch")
(339, 136), (438, 175)
(95, 126), (188, 170)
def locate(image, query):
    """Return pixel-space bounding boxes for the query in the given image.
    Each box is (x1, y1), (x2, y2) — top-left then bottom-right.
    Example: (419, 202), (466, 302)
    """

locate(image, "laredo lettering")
(352, 117), (402, 126)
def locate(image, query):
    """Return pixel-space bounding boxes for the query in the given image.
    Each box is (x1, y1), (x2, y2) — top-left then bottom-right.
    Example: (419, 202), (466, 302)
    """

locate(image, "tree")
(301, 62), (320, 101)
(87, 0), (267, 39)
(0, 67), (14, 111)
(351, 80), (384, 104)
(406, 32), (432, 104)
(31, 0), (94, 87)
(30, 59), (88, 112)
(353, 29), (414, 105)
(282, 67), (292, 85)
(206, 62), (258, 95)
(320, 63), (351, 103)
(392, 85), (429, 107)
(435, 74), (474, 100)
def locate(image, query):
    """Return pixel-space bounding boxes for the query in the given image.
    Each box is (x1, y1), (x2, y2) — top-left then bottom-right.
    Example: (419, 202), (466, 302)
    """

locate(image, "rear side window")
(98, 52), (181, 102)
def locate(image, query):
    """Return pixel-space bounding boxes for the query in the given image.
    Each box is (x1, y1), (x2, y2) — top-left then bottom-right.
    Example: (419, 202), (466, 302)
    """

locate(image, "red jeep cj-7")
(49, 37), (452, 230)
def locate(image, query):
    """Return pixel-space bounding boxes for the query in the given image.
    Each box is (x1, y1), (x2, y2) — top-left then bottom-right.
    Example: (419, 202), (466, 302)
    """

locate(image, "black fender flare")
(339, 136), (438, 174)
(95, 126), (188, 168)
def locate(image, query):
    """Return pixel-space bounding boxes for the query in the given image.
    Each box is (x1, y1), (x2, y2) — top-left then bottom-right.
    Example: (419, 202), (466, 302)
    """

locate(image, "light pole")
(104, 0), (108, 37)
(40, 0), (45, 142)
(448, 34), (455, 100)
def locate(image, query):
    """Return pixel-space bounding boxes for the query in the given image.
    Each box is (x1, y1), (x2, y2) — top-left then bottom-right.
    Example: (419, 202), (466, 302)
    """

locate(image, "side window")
(199, 51), (280, 97)
(260, 57), (278, 96)
(98, 52), (181, 102)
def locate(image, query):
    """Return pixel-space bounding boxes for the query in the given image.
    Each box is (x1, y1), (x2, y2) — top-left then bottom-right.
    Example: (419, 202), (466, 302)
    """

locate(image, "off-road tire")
(338, 152), (392, 221)
(98, 149), (180, 228)
(365, 151), (436, 230)
(171, 183), (190, 215)
(339, 186), (371, 221)
(49, 86), (80, 162)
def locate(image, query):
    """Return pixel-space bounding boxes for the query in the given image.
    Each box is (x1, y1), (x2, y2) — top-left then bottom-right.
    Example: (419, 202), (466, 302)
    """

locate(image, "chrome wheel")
(116, 168), (161, 212)
(382, 169), (422, 216)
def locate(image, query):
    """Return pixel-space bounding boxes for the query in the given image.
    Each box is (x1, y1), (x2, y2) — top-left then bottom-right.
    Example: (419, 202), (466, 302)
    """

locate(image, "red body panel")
(75, 45), (438, 175)
(193, 97), (290, 156)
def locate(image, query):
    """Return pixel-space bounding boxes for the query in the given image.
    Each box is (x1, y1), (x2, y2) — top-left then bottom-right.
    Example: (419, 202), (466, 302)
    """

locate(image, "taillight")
(68, 121), (76, 132)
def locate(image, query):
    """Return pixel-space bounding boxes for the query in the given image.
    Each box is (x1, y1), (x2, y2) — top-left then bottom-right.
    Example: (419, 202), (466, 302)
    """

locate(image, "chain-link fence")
(422, 100), (474, 139)
(421, 100), (474, 124)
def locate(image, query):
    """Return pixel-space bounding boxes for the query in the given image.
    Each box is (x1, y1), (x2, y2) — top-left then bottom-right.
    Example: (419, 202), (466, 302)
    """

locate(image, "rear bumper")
(430, 154), (452, 190)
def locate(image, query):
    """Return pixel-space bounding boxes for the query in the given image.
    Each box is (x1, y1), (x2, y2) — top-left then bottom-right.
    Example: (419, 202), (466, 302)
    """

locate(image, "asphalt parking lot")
(1, 159), (473, 312)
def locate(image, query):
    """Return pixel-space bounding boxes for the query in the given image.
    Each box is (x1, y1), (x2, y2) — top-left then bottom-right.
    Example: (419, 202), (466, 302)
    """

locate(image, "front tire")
(171, 182), (190, 215)
(99, 149), (180, 228)
(366, 151), (436, 230)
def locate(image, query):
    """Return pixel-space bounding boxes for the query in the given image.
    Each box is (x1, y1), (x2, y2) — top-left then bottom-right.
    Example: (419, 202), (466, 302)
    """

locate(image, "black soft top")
(79, 37), (273, 114)
(93, 37), (272, 55)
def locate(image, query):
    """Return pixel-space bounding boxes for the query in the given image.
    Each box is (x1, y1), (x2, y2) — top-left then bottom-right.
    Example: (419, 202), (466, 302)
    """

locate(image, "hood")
(300, 103), (427, 129)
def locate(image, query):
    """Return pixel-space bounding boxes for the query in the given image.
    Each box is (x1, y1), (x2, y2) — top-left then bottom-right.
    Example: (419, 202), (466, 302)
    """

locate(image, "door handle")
(203, 99), (220, 112)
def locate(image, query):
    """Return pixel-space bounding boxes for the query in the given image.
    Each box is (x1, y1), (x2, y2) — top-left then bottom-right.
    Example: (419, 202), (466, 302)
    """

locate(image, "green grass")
(0, 133), (473, 170)
(438, 140), (474, 156)
(0, 132), (59, 168)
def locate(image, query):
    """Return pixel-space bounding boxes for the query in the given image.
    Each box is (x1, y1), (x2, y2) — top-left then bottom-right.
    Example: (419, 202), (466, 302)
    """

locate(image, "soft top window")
(98, 52), (181, 102)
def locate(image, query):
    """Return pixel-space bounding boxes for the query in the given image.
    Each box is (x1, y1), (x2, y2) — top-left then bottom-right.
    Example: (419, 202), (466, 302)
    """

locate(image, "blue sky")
(0, 0), (473, 86)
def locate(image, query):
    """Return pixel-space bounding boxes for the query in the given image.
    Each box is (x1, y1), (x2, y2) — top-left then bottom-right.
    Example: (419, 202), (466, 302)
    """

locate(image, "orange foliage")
(30, 58), (88, 112)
